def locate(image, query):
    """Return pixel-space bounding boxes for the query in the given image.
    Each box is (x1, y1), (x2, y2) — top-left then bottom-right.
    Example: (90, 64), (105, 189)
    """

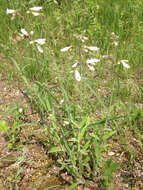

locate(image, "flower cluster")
(7, 5), (131, 80)
(7, 6), (46, 53)
(6, 8), (17, 20)
(60, 41), (130, 82)
(27, 6), (42, 16)
(7, 6), (43, 19)
(60, 45), (101, 81)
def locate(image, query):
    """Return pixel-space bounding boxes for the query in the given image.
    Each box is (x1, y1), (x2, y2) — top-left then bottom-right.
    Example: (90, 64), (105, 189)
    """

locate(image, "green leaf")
(66, 182), (80, 190)
(82, 141), (90, 151)
(48, 146), (62, 153)
(102, 159), (120, 185)
(102, 131), (116, 141)
(94, 141), (102, 166)
(0, 120), (9, 135)
(78, 117), (90, 151)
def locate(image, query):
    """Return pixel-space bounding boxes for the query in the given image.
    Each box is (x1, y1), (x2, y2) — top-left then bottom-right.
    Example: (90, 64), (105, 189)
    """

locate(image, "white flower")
(111, 32), (119, 40)
(86, 58), (100, 64)
(72, 62), (78, 68)
(113, 41), (118, 46)
(84, 49), (88, 53)
(29, 6), (42, 11)
(82, 36), (88, 41)
(36, 44), (43, 53)
(88, 65), (95, 71)
(35, 38), (46, 45)
(31, 12), (40, 16)
(60, 99), (64, 104)
(86, 46), (100, 51)
(121, 60), (130, 69)
(75, 70), (81, 82)
(60, 46), (72, 52)
(19, 108), (23, 113)
(6, 8), (16, 14)
(63, 121), (69, 126)
(20, 28), (29, 36)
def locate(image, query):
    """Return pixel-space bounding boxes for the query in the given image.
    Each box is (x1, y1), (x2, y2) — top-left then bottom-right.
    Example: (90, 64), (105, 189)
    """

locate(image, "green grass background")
(0, 0), (143, 188)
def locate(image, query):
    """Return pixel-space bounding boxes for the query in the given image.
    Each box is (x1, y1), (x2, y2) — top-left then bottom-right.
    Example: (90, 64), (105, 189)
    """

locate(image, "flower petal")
(121, 60), (130, 69)
(72, 62), (78, 68)
(29, 6), (42, 11)
(86, 58), (100, 64)
(31, 12), (40, 16)
(108, 152), (115, 156)
(21, 28), (29, 36)
(36, 44), (43, 53)
(88, 65), (95, 71)
(75, 70), (81, 82)
(113, 41), (118, 46)
(86, 46), (100, 51)
(35, 38), (46, 45)
(60, 46), (72, 52)
(6, 8), (16, 14)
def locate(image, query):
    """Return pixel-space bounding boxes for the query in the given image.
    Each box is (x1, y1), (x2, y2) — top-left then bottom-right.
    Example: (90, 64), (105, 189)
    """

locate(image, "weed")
(0, 0), (143, 189)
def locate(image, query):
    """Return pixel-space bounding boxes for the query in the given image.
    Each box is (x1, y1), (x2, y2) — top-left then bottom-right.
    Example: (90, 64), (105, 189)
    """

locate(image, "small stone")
(108, 151), (115, 156)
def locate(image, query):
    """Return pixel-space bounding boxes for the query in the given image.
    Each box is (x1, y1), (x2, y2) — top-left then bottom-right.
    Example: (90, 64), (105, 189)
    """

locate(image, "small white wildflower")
(31, 12), (40, 16)
(63, 121), (69, 126)
(72, 62), (78, 68)
(6, 8), (16, 14)
(60, 99), (64, 104)
(48, 114), (53, 120)
(88, 65), (95, 71)
(19, 108), (23, 113)
(82, 36), (88, 41)
(113, 41), (118, 46)
(60, 46), (72, 52)
(86, 58), (100, 64)
(75, 70), (81, 82)
(121, 60), (130, 69)
(111, 32), (119, 40)
(81, 36), (89, 42)
(21, 28), (29, 36)
(83, 46), (88, 52)
(35, 38), (46, 45)
(36, 44), (43, 53)
(86, 46), (100, 51)
(29, 6), (42, 11)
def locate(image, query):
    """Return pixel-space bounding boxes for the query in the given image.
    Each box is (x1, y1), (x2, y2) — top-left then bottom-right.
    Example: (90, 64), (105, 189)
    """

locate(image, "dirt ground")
(0, 79), (143, 190)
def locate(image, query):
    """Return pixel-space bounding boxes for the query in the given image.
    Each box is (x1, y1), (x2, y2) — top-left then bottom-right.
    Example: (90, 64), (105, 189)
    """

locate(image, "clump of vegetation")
(0, 0), (143, 189)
